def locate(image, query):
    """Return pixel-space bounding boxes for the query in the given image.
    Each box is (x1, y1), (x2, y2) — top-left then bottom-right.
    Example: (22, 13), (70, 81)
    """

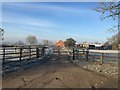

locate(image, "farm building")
(76, 42), (89, 48)
(56, 40), (65, 47)
(76, 42), (105, 50)
(89, 44), (105, 50)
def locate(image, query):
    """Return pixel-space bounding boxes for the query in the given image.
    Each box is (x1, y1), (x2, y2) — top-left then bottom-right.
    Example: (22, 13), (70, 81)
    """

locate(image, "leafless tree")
(42, 40), (52, 46)
(94, 2), (120, 32)
(26, 35), (37, 45)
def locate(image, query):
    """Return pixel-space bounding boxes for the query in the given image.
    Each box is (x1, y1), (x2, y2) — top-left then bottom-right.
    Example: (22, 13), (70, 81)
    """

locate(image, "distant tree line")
(25, 35), (53, 46)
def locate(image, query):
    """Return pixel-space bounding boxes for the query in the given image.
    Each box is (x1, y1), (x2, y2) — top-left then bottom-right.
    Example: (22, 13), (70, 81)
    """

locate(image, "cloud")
(3, 2), (92, 15)
(2, 15), (56, 28)
(2, 2), (110, 43)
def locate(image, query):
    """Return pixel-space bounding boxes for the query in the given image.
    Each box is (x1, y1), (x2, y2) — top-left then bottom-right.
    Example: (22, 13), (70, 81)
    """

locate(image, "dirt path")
(2, 54), (118, 88)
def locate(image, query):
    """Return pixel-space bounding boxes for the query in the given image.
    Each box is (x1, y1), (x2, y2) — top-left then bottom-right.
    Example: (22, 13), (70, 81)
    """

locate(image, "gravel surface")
(72, 59), (118, 79)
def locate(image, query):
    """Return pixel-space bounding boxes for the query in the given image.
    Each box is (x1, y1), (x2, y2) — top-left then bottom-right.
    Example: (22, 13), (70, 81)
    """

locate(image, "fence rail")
(72, 48), (118, 64)
(0, 45), (44, 64)
(72, 48), (89, 61)
(1, 46), (118, 64)
(89, 50), (118, 54)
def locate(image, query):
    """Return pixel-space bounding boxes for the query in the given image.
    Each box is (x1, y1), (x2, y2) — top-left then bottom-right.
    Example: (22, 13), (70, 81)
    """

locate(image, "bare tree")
(0, 28), (4, 41)
(94, 2), (120, 32)
(94, 2), (120, 20)
(104, 32), (120, 49)
(42, 40), (52, 46)
(26, 35), (37, 45)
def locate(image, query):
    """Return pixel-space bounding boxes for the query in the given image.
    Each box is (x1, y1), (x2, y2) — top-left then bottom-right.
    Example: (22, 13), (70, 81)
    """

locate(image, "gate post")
(36, 47), (39, 58)
(83, 49), (85, 55)
(86, 49), (89, 61)
(100, 53), (103, 65)
(20, 48), (22, 61)
(72, 48), (75, 60)
(58, 47), (60, 54)
(29, 46), (31, 60)
(3, 47), (5, 64)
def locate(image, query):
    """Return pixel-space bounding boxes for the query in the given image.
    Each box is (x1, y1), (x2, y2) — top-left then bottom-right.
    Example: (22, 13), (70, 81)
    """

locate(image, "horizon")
(1, 2), (117, 44)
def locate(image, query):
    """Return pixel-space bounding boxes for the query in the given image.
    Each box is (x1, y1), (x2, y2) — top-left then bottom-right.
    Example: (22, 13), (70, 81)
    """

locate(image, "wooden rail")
(72, 48), (118, 64)
(1, 45), (44, 64)
(72, 48), (89, 61)
(89, 51), (118, 64)
(89, 50), (118, 54)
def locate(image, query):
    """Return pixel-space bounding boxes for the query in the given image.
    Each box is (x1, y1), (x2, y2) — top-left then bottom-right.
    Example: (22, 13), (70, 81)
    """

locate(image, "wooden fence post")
(86, 49), (89, 61)
(83, 49), (85, 55)
(3, 47), (5, 64)
(41, 47), (45, 58)
(93, 52), (94, 59)
(20, 48), (22, 61)
(100, 53), (104, 64)
(58, 47), (60, 54)
(29, 46), (31, 60)
(72, 48), (75, 60)
(36, 47), (39, 58)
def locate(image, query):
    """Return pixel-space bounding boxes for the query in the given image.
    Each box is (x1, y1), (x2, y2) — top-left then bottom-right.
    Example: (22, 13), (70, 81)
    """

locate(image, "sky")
(1, 2), (117, 44)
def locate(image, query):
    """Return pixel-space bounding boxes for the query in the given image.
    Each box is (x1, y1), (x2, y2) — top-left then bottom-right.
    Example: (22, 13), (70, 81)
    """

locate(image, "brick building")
(56, 40), (65, 47)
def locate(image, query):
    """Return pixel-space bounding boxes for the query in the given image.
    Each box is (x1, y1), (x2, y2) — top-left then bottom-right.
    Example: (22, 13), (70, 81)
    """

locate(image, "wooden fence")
(88, 50), (118, 64)
(1, 46), (118, 64)
(52, 48), (89, 61)
(0, 45), (44, 64)
(72, 48), (89, 61)
(72, 48), (118, 64)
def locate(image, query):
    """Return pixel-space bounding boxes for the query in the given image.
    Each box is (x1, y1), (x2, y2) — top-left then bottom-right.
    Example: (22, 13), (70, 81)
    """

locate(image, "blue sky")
(2, 2), (117, 44)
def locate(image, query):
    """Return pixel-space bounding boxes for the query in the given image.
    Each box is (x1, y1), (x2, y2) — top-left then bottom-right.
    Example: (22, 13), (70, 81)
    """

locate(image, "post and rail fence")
(72, 48), (118, 64)
(0, 45), (44, 64)
(88, 50), (118, 64)
(72, 48), (89, 61)
(0, 45), (118, 64)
